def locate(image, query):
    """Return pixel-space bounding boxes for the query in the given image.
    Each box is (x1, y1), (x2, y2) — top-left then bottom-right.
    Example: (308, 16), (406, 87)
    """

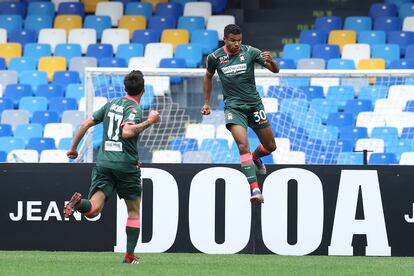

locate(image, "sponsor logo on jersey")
(221, 64), (247, 75)
(219, 55), (229, 64)
(105, 141), (123, 152)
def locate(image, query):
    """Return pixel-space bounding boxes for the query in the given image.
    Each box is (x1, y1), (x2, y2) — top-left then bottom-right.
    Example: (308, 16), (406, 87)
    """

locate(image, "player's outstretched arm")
(122, 110), (160, 139)
(201, 71), (214, 115)
(67, 117), (96, 159)
(261, 51), (279, 73)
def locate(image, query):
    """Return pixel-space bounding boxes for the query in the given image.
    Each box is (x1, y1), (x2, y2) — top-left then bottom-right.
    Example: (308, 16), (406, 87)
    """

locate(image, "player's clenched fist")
(261, 51), (274, 63)
(148, 110), (160, 124)
(201, 104), (211, 115)
(67, 149), (78, 159)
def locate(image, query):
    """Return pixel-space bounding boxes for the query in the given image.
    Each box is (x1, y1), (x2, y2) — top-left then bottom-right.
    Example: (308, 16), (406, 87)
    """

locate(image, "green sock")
(76, 199), (91, 213)
(126, 226), (140, 254)
(241, 162), (258, 185)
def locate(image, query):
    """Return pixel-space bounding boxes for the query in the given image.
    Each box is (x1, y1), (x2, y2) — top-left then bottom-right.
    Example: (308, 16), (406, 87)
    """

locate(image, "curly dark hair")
(224, 24), (242, 39)
(124, 70), (145, 96)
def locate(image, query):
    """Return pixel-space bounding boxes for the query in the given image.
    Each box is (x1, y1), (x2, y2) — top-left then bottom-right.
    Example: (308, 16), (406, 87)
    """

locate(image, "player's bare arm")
(201, 71), (215, 115)
(261, 51), (279, 73)
(67, 117), (97, 159)
(122, 110), (161, 139)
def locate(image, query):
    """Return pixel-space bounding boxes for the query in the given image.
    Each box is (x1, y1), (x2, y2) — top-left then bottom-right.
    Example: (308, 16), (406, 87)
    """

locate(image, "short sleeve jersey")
(92, 96), (143, 172)
(206, 44), (266, 107)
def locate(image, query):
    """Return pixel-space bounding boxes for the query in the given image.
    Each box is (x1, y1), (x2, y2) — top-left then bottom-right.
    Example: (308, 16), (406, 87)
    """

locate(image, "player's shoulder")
(208, 47), (226, 60)
(242, 44), (261, 53)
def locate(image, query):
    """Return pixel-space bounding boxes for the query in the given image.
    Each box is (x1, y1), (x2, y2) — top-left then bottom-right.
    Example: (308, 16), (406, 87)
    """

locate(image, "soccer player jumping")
(201, 24), (279, 204)
(63, 70), (160, 264)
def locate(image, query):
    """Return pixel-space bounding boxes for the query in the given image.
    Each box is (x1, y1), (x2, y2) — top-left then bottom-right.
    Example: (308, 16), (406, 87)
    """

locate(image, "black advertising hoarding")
(2, 163), (414, 256)
(0, 163), (116, 251)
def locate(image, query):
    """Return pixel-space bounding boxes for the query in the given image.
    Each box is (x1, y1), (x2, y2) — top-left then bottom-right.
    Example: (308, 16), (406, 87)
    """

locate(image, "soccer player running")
(201, 24), (279, 204)
(63, 70), (160, 264)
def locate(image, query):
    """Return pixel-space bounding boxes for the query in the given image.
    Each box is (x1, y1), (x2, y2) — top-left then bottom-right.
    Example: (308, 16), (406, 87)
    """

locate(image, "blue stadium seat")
(267, 85), (297, 100)
(0, 124), (12, 137)
(205, 0), (228, 14)
(344, 16), (372, 32)
(140, 84), (155, 110)
(155, 2), (183, 22)
(201, 138), (230, 163)
(26, 137), (56, 153)
(65, 83), (84, 103)
(83, 15), (112, 40)
(343, 99), (373, 118)
(337, 152), (364, 164)
(191, 29), (219, 55)
(357, 30), (386, 46)
(386, 139), (414, 161)
(369, 3), (398, 18)
(405, 100), (414, 112)
(386, 0), (411, 7)
(312, 44), (340, 61)
(399, 3), (414, 18)
(169, 138), (199, 154)
(267, 112), (294, 136)
(27, 2), (55, 17)
(57, 2), (85, 18)
(132, 29), (160, 48)
(339, 126), (368, 142)
(309, 98), (339, 122)
(0, 2), (26, 17)
(58, 137), (72, 150)
(8, 30), (37, 46)
(0, 58), (5, 70)
(175, 43), (202, 68)
(0, 137), (25, 154)
(326, 139), (354, 153)
(368, 153), (397, 164)
(406, 45), (414, 60)
(54, 44), (82, 66)
(14, 123), (43, 144)
(371, 44), (400, 67)
(299, 86), (324, 101)
(389, 59), (414, 69)
(98, 57), (127, 68)
(0, 150), (6, 162)
(0, 15), (23, 33)
(358, 85), (388, 102)
(0, 97), (13, 114)
(327, 58), (356, 69)
(35, 84), (65, 99)
(299, 30), (327, 47)
(326, 86), (355, 109)
(159, 57), (187, 83)
(113, 0), (138, 8)
(23, 43), (52, 61)
(125, 2), (152, 19)
(371, 127), (399, 145)
(177, 16), (204, 32)
(4, 84), (33, 107)
(8, 57), (37, 74)
(401, 127), (414, 139)
(314, 16), (342, 34)
(31, 111), (60, 126)
(86, 44), (114, 60)
(19, 96), (48, 118)
(148, 15), (177, 33)
(326, 112), (354, 128)
(373, 16), (402, 33)
(388, 31), (414, 56)
(308, 126), (339, 144)
(116, 43), (144, 63)
(19, 71), (48, 91)
(274, 58), (296, 69)
(52, 71), (81, 88)
(48, 97), (78, 117)
(282, 44), (311, 64)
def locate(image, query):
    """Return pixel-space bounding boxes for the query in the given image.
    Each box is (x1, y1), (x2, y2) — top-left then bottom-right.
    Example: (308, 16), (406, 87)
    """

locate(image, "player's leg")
(229, 124), (263, 203)
(64, 166), (112, 218)
(115, 169), (142, 264)
(248, 103), (276, 175)
(123, 197), (141, 264)
(252, 125), (277, 175)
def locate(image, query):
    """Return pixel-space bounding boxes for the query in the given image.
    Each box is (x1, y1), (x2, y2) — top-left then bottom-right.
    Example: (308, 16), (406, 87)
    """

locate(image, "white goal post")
(80, 68), (414, 164)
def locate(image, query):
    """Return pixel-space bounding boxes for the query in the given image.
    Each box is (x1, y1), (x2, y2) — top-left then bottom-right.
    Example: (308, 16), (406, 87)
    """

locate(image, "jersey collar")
(223, 45), (240, 55)
(124, 95), (140, 105)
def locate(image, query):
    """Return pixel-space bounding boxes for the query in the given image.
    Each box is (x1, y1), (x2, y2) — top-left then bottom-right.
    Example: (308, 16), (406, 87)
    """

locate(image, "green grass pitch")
(1, 251), (414, 275)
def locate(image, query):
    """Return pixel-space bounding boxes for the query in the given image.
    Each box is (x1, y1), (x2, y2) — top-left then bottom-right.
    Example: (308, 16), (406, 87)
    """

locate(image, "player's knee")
(237, 143), (250, 154)
(266, 142), (277, 153)
(84, 211), (100, 218)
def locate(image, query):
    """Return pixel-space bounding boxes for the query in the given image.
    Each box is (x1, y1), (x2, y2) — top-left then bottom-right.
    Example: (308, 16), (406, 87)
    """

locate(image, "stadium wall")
(2, 164), (414, 256)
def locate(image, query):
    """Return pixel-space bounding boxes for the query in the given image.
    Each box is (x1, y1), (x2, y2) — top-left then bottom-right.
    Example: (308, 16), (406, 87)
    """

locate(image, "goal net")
(79, 68), (414, 165)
